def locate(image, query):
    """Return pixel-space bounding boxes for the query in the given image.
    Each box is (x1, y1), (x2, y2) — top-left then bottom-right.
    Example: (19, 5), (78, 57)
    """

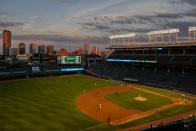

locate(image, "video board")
(58, 56), (81, 64)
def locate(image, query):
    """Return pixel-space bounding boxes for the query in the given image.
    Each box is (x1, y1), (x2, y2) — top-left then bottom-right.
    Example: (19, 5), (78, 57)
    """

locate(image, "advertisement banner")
(58, 56), (81, 64)
(32, 67), (40, 72)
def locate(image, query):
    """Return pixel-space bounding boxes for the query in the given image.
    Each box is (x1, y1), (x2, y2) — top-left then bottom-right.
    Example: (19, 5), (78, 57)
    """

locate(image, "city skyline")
(1, 29), (102, 55)
(0, 0), (196, 54)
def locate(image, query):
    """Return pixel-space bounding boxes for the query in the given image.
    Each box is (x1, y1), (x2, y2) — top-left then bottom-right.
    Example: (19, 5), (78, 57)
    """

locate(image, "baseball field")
(0, 75), (195, 131)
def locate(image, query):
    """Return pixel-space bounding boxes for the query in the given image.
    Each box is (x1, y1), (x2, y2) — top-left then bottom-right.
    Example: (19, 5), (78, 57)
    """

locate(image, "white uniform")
(99, 104), (102, 109)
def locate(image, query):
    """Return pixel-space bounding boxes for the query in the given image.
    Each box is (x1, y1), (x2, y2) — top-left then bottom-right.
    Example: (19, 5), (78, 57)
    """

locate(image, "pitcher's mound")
(134, 95), (147, 101)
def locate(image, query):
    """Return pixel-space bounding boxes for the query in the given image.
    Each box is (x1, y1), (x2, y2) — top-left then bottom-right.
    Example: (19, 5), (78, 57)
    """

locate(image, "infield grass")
(106, 89), (173, 111)
(140, 86), (183, 99)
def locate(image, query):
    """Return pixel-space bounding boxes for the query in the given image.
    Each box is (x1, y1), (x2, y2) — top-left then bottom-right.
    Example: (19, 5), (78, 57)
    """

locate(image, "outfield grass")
(106, 90), (173, 111)
(0, 75), (117, 131)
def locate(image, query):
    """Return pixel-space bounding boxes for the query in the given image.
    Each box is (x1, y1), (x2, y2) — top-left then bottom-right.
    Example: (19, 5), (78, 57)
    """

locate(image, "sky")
(0, 0), (196, 53)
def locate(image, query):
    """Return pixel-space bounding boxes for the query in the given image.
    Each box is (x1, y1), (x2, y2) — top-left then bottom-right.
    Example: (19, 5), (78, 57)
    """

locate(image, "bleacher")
(88, 44), (196, 95)
(157, 56), (172, 63)
(143, 115), (196, 131)
(172, 56), (192, 65)
(89, 61), (196, 94)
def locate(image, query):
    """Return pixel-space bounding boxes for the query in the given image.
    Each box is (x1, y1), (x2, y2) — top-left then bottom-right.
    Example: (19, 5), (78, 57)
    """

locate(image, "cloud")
(80, 7), (196, 38)
(0, 21), (24, 27)
(12, 34), (109, 44)
(48, 0), (80, 4)
(163, 21), (196, 36)
(80, 15), (164, 34)
(183, 0), (196, 5)
(73, 0), (128, 17)
(1, 0), (195, 40)
(13, 34), (80, 42)
(156, 13), (182, 19)
(22, 16), (42, 30)
(169, 0), (196, 5)
(183, 8), (196, 17)
(0, 15), (43, 33)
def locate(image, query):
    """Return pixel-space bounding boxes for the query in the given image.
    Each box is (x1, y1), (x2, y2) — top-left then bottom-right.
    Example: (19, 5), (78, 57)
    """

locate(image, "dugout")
(122, 78), (140, 85)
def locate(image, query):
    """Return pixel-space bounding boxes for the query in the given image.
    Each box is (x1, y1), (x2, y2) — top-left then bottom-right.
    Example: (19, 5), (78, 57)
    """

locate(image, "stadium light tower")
(189, 26), (196, 42)
(147, 29), (179, 43)
(109, 33), (136, 45)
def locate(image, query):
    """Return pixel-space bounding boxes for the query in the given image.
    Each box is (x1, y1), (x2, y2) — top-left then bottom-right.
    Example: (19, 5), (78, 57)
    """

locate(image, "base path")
(111, 100), (182, 125)
(110, 85), (189, 125)
(76, 85), (192, 126)
(76, 86), (140, 122)
(120, 110), (196, 131)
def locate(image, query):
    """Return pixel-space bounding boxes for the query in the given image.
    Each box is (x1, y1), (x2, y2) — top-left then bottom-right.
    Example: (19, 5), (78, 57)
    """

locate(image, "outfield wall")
(0, 65), (85, 81)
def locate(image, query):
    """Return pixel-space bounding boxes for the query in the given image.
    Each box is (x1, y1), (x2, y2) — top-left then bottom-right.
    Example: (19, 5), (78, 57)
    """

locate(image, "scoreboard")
(58, 56), (81, 64)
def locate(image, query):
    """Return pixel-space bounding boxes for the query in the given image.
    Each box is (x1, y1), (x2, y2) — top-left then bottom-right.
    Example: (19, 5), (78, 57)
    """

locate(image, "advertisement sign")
(189, 27), (196, 32)
(168, 29), (179, 33)
(32, 67), (40, 72)
(147, 29), (179, 35)
(106, 59), (157, 63)
(110, 33), (136, 39)
(60, 68), (84, 72)
(58, 56), (81, 64)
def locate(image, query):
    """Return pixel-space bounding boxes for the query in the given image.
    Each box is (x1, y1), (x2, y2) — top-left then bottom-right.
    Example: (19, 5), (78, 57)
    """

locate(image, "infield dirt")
(76, 85), (192, 125)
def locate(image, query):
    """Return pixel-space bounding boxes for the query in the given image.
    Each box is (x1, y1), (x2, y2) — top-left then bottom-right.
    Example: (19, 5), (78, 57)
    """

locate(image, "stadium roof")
(106, 41), (196, 50)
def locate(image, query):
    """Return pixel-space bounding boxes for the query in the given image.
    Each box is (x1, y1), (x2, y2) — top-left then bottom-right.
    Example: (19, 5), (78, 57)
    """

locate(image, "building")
(101, 51), (106, 57)
(46, 45), (54, 54)
(91, 46), (98, 55)
(38, 45), (45, 54)
(84, 43), (89, 54)
(9, 48), (18, 56)
(57, 48), (68, 56)
(29, 43), (36, 54)
(76, 48), (83, 55)
(19, 43), (25, 54)
(3, 30), (11, 56)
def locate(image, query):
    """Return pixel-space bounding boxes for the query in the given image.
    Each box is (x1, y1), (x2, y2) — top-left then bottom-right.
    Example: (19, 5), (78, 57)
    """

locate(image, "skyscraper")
(38, 45), (45, 54)
(9, 48), (18, 56)
(3, 30), (11, 56)
(30, 43), (36, 54)
(46, 45), (54, 54)
(91, 46), (98, 55)
(84, 43), (89, 54)
(19, 43), (25, 54)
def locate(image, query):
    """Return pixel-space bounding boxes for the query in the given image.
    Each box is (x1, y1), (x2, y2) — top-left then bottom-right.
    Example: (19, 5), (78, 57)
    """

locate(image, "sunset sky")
(0, 0), (196, 53)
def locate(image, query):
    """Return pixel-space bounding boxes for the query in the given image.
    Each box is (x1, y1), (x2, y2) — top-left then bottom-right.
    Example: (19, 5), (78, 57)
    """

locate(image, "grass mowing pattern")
(106, 90), (172, 111)
(117, 104), (196, 129)
(0, 75), (117, 131)
(0, 76), (195, 131)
